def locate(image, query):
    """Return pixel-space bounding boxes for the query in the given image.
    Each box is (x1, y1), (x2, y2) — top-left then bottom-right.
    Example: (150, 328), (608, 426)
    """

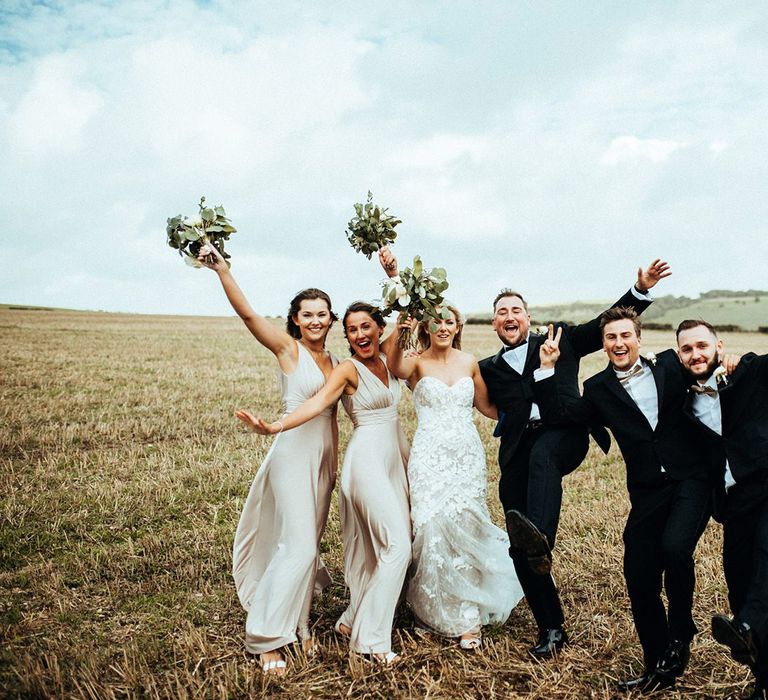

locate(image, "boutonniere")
(536, 325), (549, 336)
(713, 366), (728, 386)
(643, 352), (657, 366)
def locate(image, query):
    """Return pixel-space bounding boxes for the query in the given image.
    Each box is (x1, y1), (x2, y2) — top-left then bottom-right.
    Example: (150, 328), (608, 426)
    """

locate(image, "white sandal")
(259, 655), (287, 674)
(459, 629), (482, 650)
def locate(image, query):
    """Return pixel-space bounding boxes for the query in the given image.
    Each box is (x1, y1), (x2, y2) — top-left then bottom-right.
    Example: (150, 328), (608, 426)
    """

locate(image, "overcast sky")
(2, 1), (767, 317)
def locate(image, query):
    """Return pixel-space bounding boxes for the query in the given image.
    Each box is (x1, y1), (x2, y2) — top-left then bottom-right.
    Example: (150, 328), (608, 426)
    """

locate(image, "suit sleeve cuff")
(534, 367), (555, 381)
(632, 285), (654, 301)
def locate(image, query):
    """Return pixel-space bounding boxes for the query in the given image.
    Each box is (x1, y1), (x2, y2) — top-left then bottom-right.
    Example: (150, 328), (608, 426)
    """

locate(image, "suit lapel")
(523, 335), (543, 374)
(600, 365), (648, 419)
(683, 391), (722, 440)
(648, 359), (665, 415)
(491, 346), (520, 376)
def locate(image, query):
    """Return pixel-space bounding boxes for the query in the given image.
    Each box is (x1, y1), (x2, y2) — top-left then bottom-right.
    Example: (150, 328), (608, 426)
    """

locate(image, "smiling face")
(602, 318), (641, 371)
(292, 298), (334, 344)
(427, 309), (460, 349)
(677, 324), (723, 381)
(344, 310), (384, 360)
(492, 295), (531, 348)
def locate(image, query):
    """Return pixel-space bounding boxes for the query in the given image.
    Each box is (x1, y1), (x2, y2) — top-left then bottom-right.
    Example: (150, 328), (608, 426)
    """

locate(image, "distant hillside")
(467, 290), (768, 332)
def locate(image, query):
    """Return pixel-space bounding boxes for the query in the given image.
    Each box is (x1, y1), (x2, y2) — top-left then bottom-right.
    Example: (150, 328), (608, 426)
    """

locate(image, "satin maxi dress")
(337, 356), (411, 655)
(232, 341), (337, 654)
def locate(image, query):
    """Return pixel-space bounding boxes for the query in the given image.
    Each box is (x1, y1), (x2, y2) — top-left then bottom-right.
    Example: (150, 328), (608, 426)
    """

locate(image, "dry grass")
(2, 308), (767, 699)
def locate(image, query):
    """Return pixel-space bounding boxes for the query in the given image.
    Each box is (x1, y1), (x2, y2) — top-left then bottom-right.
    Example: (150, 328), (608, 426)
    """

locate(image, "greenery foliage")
(345, 191), (401, 259)
(166, 196), (237, 268)
(380, 256), (451, 348)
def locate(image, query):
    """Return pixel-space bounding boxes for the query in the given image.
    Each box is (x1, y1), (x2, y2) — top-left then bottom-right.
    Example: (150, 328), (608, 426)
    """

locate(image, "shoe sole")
(505, 510), (552, 575)
(712, 616), (758, 668)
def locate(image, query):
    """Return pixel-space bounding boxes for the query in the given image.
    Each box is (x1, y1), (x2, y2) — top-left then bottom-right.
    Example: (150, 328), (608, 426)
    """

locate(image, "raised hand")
(235, 410), (282, 435)
(197, 242), (228, 273)
(539, 324), (562, 369)
(379, 246), (398, 278)
(636, 258), (672, 292)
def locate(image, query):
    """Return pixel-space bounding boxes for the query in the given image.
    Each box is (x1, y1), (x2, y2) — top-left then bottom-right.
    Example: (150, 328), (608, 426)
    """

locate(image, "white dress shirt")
(503, 334), (542, 421)
(690, 374), (736, 490)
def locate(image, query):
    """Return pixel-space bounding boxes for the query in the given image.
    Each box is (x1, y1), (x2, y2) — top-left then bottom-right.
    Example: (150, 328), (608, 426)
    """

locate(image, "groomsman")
(534, 308), (715, 693)
(677, 319), (768, 700)
(479, 260), (668, 657)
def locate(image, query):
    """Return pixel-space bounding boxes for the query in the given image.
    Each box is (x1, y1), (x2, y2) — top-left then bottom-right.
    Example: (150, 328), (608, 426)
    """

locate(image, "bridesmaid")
(198, 244), (338, 675)
(237, 302), (411, 664)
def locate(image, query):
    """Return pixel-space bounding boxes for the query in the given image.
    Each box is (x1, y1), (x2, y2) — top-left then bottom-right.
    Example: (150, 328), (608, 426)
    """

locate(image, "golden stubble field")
(2, 307), (767, 699)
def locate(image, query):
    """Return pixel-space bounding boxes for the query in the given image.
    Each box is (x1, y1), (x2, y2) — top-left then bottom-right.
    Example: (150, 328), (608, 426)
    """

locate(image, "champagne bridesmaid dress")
(232, 341), (337, 654)
(336, 355), (411, 655)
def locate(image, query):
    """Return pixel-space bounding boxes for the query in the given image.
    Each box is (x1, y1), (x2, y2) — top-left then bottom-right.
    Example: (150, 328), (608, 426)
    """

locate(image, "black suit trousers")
(500, 424), (589, 630)
(623, 477), (711, 669)
(723, 483), (768, 684)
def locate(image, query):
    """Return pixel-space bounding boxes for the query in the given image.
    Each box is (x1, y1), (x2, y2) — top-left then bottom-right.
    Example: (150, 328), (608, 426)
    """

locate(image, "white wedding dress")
(406, 376), (524, 636)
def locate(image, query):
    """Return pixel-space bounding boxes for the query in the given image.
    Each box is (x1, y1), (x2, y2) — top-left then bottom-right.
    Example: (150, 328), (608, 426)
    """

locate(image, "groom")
(479, 259), (669, 657)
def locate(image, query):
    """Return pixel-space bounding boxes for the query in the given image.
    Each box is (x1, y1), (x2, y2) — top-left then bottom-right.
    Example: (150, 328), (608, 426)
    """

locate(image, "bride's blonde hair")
(417, 304), (463, 350)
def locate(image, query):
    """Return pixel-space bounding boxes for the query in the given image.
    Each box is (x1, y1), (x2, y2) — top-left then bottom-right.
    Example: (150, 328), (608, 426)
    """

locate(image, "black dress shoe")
(617, 671), (675, 693)
(712, 614), (759, 668)
(505, 509), (552, 575)
(655, 638), (691, 678)
(529, 627), (567, 657)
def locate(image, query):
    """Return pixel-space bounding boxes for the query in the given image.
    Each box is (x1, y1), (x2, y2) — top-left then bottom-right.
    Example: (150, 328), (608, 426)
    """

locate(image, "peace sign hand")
(539, 324), (562, 369)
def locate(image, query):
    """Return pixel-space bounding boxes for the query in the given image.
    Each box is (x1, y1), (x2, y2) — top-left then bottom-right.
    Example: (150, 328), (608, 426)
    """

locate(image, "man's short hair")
(676, 319), (718, 340)
(493, 289), (528, 313)
(599, 306), (641, 336)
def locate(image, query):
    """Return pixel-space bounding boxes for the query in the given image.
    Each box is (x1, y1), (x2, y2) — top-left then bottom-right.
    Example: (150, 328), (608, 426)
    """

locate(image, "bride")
(382, 254), (523, 648)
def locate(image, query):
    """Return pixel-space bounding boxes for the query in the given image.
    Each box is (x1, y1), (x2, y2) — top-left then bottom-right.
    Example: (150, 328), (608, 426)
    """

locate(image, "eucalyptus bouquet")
(346, 191), (401, 258)
(166, 196), (237, 267)
(380, 256), (451, 349)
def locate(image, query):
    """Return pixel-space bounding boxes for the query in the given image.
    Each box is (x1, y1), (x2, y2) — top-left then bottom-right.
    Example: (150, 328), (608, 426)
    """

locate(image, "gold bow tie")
(690, 384), (718, 397)
(616, 364), (644, 385)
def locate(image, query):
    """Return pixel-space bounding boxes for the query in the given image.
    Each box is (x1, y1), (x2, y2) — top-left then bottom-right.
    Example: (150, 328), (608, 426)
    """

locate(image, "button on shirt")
(503, 336), (542, 421)
(690, 374), (736, 490)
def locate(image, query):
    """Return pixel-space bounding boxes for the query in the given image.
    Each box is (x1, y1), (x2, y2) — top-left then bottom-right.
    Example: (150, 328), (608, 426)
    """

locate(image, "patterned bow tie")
(690, 384), (718, 397)
(616, 364), (644, 385)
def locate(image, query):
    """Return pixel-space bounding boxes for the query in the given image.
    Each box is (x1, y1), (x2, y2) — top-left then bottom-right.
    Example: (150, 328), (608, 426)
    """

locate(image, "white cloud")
(1, 2), (768, 316)
(600, 136), (688, 165)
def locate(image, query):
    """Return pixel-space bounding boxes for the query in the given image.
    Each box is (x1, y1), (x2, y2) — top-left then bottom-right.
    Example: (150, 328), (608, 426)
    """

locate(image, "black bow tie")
(503, 340), (527, 352)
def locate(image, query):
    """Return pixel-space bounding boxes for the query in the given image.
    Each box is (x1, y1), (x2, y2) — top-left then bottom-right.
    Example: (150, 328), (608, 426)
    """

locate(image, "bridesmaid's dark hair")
(417, 304), (463, 350)
(342, 302), (386, 355)
(286, 288), (338, 339)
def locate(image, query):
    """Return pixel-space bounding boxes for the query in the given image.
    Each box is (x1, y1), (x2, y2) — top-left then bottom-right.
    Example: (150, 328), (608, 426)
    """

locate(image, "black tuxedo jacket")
(479, 288), (650, 470)
(683, 353), (768, 517)
(535, 349), (713, 491)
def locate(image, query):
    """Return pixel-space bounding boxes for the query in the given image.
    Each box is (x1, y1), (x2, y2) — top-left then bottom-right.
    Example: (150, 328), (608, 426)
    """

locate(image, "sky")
(1, 1), (767, 317)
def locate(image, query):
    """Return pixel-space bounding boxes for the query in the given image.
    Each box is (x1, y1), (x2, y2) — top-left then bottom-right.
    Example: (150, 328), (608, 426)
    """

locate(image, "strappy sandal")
(353, 651), (400, 666)
(258, 654), (287, 675)
(459, 628), (482, 650)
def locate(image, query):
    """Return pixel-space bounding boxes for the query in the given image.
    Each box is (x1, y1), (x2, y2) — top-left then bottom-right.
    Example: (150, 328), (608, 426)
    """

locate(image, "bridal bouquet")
(380, 256), (451, 349)
(166, 196), (237, 267)
(346, 191), (401, 259)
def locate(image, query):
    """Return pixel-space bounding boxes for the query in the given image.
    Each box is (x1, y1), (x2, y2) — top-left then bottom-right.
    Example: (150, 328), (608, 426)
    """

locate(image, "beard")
(683, 353), (720, 382)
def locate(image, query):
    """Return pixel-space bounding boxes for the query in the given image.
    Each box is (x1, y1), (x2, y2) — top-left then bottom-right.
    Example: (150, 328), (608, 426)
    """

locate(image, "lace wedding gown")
(406, 376), (524, 636)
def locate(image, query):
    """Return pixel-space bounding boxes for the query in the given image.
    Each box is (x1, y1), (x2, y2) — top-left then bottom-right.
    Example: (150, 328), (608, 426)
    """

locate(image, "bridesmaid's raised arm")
(198, 244), (296, 363)
(236, 360), (359, 435)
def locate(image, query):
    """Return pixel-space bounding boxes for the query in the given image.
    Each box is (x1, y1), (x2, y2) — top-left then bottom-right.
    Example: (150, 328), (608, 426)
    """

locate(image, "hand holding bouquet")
(166, 196), (237, 267)
(346, 191), (401, 259)
(381, 256), (450, 349)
